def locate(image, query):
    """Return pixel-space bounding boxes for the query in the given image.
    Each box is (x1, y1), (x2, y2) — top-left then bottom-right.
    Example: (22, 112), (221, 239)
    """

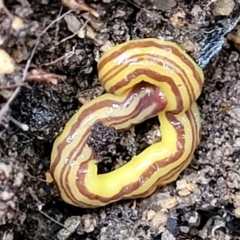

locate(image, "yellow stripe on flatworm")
(49, 38), (204, 208)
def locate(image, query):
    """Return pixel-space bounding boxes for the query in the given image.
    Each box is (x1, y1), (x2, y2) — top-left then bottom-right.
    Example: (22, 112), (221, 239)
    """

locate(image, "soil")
(1, 0), (240, 239)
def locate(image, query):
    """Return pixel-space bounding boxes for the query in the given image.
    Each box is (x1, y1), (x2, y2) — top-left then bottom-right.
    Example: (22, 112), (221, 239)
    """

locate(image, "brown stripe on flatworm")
(98, 40), (203, 90)
(75, 113), (185, 203)
(126, 147), (192, 199)
(108, 69), (184, 114)
(128, 104), (199, 190)
(50, 91), (137, 173)
(130, 158), (188, 199)
(52, 83), (165, 172)
(101, 54), (196, 103)
(153, 109), (198, 186)
(65, 83), (166, 165)
(53, 84), (167, 205)
(78, 106), (198, 204)
(60, 85), (168, 205)
(150, 106), (199, 189)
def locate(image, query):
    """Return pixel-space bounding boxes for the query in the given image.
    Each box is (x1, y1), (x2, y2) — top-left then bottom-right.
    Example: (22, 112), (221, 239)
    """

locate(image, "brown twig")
(61, 0), (99, 17)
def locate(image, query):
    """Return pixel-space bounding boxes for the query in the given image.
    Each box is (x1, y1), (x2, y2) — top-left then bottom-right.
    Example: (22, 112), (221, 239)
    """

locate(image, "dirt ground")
(1, 0), (240, 239)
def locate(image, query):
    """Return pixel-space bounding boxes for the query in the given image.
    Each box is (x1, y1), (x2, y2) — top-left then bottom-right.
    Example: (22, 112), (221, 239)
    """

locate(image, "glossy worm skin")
(49, 38), (204, 208)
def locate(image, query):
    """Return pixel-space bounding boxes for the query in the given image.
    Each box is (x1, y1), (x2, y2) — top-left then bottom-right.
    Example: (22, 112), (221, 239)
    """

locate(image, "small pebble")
(151, 211), (167, 229)
(161, 229), (176, 240)
(170, 10), (187, 27)
(178, 189), (191, 197)
(57, 216), (81, 240)
(160, 197), (178, 209)
(180, 226), (189, 233)
(64, 14), (81, 33)
(82, 214), (97, 233)
(176, 179), (196, 196)
(13, 171), (24, 187)
(186, 183), (197, 192)
(0, 163), (12, 180)
(234, 207), (240, 218)
(0, 49), (15, 74)
(11, 16), (24, 30)
(147, 210), (156, 221)
(228, 25), (240, 51)
(153, 0), (176, 10)
(176, 179), (188, 190)
(212, 0), (235, 16)
(235, 138), (240, 147)
(1, 191), (14, 201)
(188, 212), (199, 226)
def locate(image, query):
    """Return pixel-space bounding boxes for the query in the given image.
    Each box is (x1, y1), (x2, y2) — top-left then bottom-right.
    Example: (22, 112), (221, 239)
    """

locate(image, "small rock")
(176, 179), (196, 196)
(1, 191), (14, 201)
(13, 171), (24, 187)
(212, 0), (235, 16)
(2, 231), (14, 240)
(215, 149), (222, 157)
(151, 211), (167, 229)
(210, 199), (218, 207)
(99, 40), (114, 53)
(188, 212), (199, 226)
(170, 10), (187, 27)
(6, 208), (15, 221)
(186, 183), (197, 192)
(235, 138), (240, 147)
(152, 0), (176, 11)
(0, 163), (12, 180)
(232, 194), (240, 207)
(176, 179), (188, 190)
(160, 197), (178, 210)
(228, 25), (240, 51)
(0, 202), (8, 225)
(11, 44), (29, 63)
(145, 125), (161, 145)
(64, 14), (81, 33)
(147, 210), (156, 221)
(0, 49), (15, 75)
(161, 229), (176, 240)
(85, 25), (96, 39)
(226, 181), (235, 189)
(57, 216), (81, 240)
(180, 39), (195, 52)
(82, 214), (97, 233)
(11, 16), (24, 30)
(166, 217), (179, 235)
(178, 189), (191, 196)
(180, 226), (189, 233)
(234, 207), (240, 218)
